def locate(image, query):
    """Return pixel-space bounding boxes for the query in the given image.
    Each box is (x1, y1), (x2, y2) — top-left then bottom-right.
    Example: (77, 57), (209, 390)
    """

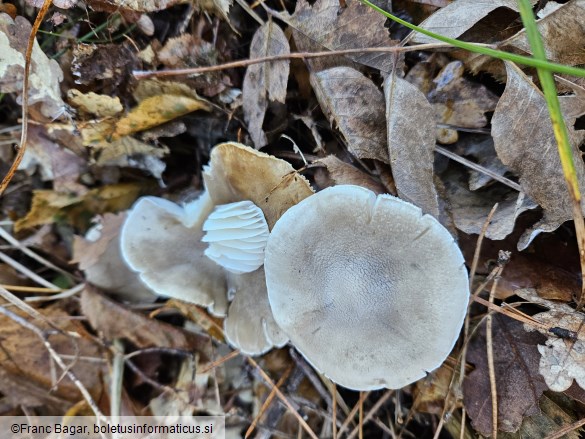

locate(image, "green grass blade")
(357, 0), (585, 78)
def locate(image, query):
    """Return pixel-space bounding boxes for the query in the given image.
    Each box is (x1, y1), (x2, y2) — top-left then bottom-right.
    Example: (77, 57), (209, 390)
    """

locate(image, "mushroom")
(202, 200), (270, 275)
(120, 142), (313, 355)
(264, 185), (469, 390)
(73, 213), (156, 303)
(120, 191), (229, 316)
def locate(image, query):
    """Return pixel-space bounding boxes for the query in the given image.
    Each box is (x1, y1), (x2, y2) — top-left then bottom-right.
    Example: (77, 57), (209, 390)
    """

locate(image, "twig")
(0, 250), (59, 289)
(245, 365), (293, 438)
(246, 356), (319, 439)
(198, 349), (241, 374)
(0, 226), (76, 281)
(544, 416), (585, 439)
(133, 43), (456, 79)
(347, 390), (393, 439)
(25, 283), (85, 302)
(358, 391), (364, 439)
(0, 305), (106, 423)
(110, 339), (124, 421)
(332, 383), (337, 439)
(486, 251), (511, 439)
(435, 146), (522, 192)
(338, 392), (370, 437)
(0, 0), (53, 195)
(0, 285), (65, 332)
(434, 204), (498, 439)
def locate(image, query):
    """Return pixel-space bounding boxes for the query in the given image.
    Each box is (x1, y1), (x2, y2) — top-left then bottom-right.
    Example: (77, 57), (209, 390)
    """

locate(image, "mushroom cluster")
(120, 142), (469, 390)
(120, 142), (314, 355)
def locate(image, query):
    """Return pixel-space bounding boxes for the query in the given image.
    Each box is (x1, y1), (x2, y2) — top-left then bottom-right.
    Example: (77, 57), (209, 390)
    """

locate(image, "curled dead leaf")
(0, 14), (65, 119)
(464, 314), (548, 436)
(311, 67), (388, 163)
(492, 62), (585, 249)
(384, 72), (439, 217)
(243, 20), (290, 148)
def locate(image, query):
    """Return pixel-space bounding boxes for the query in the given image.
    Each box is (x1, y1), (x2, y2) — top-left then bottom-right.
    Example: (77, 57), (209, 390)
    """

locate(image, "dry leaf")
(0, 306), (104, 404)
(428, 61), (498, 142)
(113, 95), (211, 139)
(519, 289), (585, 392)
(81, 286), (212, 360)
(492, 62), (585, 250)
(442, 168), (537, 240)
(85, 0), (230, 17)
(503, 0), (585, 67)
(0, 14), (65, 119)
(67, 89), (123, 118)
(271, 0), (397, 73)
(310, 67), (388, 163)
(92, 136), (169, 180)
(498, 393), (582, 439)
(72, 43), (137, 89)
(463, 314), (548, 436)
(156, 34), (229, 97)
(495, 254), (580, 301)
(384, 73), (439, 217)
(313, 155), (387, 194)
(454, 137), (509, 190)
(20, 125), (87, 194)
(411, 0), (532, 44)
(242, 20), (290, 148)
(15, 183), (142, 231)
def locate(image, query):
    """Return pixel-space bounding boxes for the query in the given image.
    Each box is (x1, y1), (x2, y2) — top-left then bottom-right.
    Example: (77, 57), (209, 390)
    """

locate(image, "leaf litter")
(2, 0), (585, 437)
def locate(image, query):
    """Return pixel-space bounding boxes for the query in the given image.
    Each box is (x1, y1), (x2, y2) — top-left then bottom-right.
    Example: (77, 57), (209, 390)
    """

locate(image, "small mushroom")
(73, 213), (156, 303)
(120, 192), (229, 316)
(202, 201), (270, 275)
(264, 185), (469, 390)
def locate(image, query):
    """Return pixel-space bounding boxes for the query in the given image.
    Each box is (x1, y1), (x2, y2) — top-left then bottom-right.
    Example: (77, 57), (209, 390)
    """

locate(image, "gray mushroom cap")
(264, 185), (469, 390)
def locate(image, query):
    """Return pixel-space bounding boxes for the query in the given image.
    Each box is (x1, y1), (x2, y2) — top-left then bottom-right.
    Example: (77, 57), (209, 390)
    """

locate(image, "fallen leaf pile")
(1, 0), (585, 437)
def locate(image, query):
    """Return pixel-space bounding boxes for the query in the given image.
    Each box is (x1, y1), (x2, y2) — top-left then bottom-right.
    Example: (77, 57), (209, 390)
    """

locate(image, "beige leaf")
(67, 89), (123, 118)
(15, 183), (142, 232)
(271, 0), (397, 73)
(0, 15), (65, 119)
(93, 136), (169, 179)
(114, 94), (211, 139)
(503, 0), (585, 67)
(310, 67), (388, 163)
(242, 20), (290, 148)
(384, 73), (439, 217)
(492, 62), (585, 250)
(411, 0), (533, 44)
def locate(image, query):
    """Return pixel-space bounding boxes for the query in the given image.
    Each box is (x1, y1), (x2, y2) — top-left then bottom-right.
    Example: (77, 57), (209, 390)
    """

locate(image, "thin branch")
(247, 356), (319, 439)
(0, 0), (53, 195)
(435, 146), (522, 192)
(133, 43), (456, 79)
